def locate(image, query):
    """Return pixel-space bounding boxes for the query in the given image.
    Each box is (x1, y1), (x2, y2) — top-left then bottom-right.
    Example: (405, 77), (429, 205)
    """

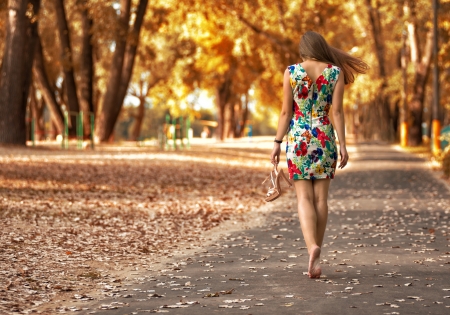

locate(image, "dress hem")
(290, 175), (335, 181)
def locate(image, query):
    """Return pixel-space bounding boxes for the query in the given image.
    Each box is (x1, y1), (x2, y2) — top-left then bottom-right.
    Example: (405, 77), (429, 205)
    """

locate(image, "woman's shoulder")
(286, 64), (307, 87)
(287, 63), (302, 72)
(324, 64), (341, 79)
(287, 63), (306, 78)
(324, 64), (341, 85)
(325, 63), (341, 71)
(328, 64), (341, 73)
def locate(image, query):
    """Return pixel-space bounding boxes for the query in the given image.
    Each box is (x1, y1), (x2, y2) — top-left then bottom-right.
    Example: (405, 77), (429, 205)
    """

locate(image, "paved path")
(71, 144), (450, 314)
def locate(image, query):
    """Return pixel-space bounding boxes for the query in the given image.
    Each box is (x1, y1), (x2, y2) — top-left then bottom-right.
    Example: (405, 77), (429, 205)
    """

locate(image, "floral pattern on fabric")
(286, 63), (341, 180)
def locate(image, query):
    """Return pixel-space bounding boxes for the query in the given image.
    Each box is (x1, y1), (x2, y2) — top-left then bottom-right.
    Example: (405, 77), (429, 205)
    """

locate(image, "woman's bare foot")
(308, 245), (321, 279)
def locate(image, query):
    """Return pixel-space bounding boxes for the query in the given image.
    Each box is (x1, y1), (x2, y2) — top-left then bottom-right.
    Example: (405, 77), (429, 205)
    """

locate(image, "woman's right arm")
(270, 69), (293, 165)
(331, 74), (348, 169)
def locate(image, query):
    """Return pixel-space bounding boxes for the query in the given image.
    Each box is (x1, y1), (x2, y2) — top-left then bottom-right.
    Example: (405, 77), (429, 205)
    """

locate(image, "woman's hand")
(270, 143), (281, 165)
(338, 145), (348, 169)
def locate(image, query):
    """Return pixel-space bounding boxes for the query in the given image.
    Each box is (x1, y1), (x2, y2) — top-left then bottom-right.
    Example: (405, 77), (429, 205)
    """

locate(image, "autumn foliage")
(0, 0), (449, 145)
(0, 145), (267, 312)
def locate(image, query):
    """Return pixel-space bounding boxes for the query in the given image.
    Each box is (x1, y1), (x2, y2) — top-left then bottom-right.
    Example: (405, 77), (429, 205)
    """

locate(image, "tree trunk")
(21, 0), (41, 112)
(407, 30), (433, 146)
(215, 92), (226, 140)
(239, 93), (249, 137)
(95, 0), (131, 142)
(129, 75), (163, 141)
(406, 0), (434, 146)
(215, 61), (236, 140)
(228, 102), (236, 139)
(115, 0), (149, 112)
(54, 0), (79, 134)
(231, 101), (240, 138)
(400, 20), (408, 146)
(0, 0), (35, 145)
(78, 0), (94, 136)
(215, 83), (232, 140)
(33, 35), (65, 134)
(230, 95), (247, 139)
(365, 0), (392, 141)
(30, 83), (45, 140)
(366, 0), (386, 78)
(131, 96), (146, 141)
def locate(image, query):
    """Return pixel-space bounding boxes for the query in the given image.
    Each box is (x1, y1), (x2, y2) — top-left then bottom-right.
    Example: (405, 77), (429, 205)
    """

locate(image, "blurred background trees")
(0, 0), (449, 145)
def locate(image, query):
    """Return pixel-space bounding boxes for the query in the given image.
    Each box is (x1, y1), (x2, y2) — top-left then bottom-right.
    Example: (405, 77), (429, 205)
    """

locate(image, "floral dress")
(286, 63), (341, 180)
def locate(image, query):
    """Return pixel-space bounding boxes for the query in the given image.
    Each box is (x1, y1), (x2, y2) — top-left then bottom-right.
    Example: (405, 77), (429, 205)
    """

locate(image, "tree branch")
(235, 13), (294, 54)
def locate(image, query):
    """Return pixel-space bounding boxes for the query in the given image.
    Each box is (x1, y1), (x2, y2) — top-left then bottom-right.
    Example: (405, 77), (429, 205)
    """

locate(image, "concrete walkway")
(74, 144), (450, 314)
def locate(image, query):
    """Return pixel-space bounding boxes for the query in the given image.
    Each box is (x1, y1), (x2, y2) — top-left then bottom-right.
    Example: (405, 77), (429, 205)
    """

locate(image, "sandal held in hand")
(262, 165), (292, 202)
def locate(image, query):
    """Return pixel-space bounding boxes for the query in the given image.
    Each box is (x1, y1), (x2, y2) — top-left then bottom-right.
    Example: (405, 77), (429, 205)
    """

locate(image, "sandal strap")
(263, 165), (284, 200)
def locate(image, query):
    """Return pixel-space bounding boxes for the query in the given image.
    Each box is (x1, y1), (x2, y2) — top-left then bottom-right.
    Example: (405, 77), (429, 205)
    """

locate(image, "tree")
(33, 34), (65, 134)
(437, 0), (450, 127)
(115, 0), (149, 120)
(365, 0), (393, 141)
(54, 0), (80, 134)
(29, 83), (45, 140)
(78, 0), (95, 136)
(95, 0), (149, 142)
(2, 0), (447, 146)
(405, 0), (434, 146)
(94, 0), (131, 142)
(0, 0), (40, 145)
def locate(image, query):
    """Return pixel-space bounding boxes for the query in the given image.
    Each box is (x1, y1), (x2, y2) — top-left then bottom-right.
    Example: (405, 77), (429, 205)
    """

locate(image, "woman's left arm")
(270, 69), (293, 165)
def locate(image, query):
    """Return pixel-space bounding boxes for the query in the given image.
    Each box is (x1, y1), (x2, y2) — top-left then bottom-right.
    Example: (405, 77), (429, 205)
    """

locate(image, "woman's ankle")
(308, 244), (320, 254)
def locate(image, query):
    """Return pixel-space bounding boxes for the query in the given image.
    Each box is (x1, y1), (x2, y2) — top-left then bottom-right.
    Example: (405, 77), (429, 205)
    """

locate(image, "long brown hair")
(299, 31), (368, 84)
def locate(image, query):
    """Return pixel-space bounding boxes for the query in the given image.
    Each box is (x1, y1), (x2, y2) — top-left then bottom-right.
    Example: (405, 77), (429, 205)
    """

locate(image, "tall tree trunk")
(239, 93), (249, 138)
(95, 0), (131, 142)
(230, 96), (246, 139)
(129, 75), (163, 141)
(30, 83), (45, 140)
(36, 93), (45, 140)
(115, 0), (149, 112)
(406, 0), (434, 146)
(215, 82), (232, 141)
(215, 93), (226, 141)
(400, 20), (408, 147)
(228, 102), (236, 139)
(0, 0), (38, 145)
(365, 0), (392, 141)
(131, 96), (146, 141)
(21, 0), (41, 112)
(366, 0), (386, 78)
(33, 35), (65, 134)
(407, 30), (433, 146)
(231, 100), (240, 138)
(215, 61), (236, 140)
(23, 0), (41, 143)
(78, 0), (94, 136)
(54, 0), (79, 135)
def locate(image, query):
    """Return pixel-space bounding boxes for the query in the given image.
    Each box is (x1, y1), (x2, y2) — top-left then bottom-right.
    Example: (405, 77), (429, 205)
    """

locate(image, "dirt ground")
(0, 140), (276, 314)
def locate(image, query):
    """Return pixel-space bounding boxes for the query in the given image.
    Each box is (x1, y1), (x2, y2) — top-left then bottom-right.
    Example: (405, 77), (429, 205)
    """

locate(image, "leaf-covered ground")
(66, 143), (450, 315)
(0, 143), (272, 314)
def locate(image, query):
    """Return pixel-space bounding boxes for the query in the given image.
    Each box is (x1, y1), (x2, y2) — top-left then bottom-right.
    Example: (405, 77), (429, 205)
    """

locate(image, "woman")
(270, 31), (368, 279)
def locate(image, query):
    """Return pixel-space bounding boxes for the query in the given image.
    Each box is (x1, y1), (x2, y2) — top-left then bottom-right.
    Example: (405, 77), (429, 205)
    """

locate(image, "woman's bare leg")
(294, 178), (331, 278)
(294, 180), (320, 278)
(312, 179), (331, 248)
(293, 180), (317, 252)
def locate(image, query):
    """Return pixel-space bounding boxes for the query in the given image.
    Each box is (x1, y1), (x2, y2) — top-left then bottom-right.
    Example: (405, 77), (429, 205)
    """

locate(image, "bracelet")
(274, 139), (282, 144)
